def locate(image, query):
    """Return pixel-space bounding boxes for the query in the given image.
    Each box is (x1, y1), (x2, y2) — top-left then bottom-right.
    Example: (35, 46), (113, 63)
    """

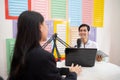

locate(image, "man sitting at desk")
(75, 24), (106, 62)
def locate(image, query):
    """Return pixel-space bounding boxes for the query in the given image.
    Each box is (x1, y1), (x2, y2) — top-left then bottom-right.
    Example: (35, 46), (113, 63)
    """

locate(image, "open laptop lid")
(65, 48), (97, 67)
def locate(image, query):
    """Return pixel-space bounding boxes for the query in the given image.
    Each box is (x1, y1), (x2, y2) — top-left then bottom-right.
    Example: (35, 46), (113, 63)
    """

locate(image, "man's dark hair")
(78, 24), (90, 32)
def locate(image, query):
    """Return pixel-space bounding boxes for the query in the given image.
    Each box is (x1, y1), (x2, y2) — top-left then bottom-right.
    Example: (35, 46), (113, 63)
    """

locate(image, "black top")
(0, 76), (3, 80)
(18, 46), (77, 80)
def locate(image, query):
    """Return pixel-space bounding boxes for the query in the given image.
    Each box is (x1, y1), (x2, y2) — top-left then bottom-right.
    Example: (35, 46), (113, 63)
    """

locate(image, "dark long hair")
(8, 11), (44, 80)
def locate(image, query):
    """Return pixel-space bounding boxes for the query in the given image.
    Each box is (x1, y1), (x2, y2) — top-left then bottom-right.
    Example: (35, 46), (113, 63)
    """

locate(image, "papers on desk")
(97, 50), (108, 57)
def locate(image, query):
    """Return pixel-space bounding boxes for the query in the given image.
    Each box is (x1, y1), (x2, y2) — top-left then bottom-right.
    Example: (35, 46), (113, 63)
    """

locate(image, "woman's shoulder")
(28, 46), (54, 61)
(30, 46), (51, 54)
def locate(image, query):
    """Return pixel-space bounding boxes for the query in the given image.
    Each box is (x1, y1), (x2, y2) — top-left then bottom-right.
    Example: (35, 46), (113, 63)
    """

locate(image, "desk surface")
(57, 60), (120, 80)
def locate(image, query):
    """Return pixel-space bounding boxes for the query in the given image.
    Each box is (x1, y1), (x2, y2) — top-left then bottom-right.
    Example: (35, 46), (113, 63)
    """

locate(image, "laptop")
(65, 48), (97, 67)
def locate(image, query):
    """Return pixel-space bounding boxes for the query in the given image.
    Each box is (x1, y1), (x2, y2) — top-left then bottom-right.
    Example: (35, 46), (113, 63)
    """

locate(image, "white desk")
(57, 60), (120, 80)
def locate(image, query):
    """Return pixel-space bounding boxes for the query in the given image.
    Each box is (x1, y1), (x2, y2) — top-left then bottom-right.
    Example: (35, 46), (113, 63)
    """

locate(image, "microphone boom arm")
(56, 37), (71, 48)
(42, 35), (53, 48)
(41, 33), (71, 61)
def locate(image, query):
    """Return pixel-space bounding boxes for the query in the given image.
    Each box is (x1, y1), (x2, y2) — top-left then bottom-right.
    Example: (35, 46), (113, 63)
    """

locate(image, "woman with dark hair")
(8, 11), (81, 80)
(0, 76), (3, 80)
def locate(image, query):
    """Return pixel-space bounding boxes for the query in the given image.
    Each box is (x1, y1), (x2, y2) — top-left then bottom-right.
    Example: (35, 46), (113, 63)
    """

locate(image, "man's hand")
(96, 55), (103, 62)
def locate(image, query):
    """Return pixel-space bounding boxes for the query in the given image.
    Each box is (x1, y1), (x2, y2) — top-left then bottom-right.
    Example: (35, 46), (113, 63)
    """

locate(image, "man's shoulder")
(87, 40), (97, 48)
(88, 40), (97, 44)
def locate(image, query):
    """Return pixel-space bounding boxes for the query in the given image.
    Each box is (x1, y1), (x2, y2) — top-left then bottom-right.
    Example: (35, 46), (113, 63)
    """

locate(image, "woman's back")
(24, 46), (61, 80)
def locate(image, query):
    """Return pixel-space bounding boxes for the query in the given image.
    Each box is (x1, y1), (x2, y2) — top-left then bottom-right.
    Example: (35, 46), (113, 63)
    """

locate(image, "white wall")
(0, 0), (12, 79)
(0, 0), (120, 79)
(96, 0), (111, 55)
(97, 0), (120, 66)
(108, 0), (120, 66)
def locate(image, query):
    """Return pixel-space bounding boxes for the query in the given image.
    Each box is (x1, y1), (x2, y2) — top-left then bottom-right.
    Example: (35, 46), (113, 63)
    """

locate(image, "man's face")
(79, 26), (89, 39)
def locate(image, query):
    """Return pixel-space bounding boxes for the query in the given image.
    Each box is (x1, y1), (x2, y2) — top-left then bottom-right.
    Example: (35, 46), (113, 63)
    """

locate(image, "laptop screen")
(65, 48), (97, 67)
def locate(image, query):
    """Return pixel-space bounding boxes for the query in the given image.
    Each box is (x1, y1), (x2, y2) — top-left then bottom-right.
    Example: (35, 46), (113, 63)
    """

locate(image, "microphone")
(77, 38), (81, 48)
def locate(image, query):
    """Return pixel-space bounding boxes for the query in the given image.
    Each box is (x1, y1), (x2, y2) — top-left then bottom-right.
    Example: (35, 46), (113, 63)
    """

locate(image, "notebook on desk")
(65, 48), (97, 67)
